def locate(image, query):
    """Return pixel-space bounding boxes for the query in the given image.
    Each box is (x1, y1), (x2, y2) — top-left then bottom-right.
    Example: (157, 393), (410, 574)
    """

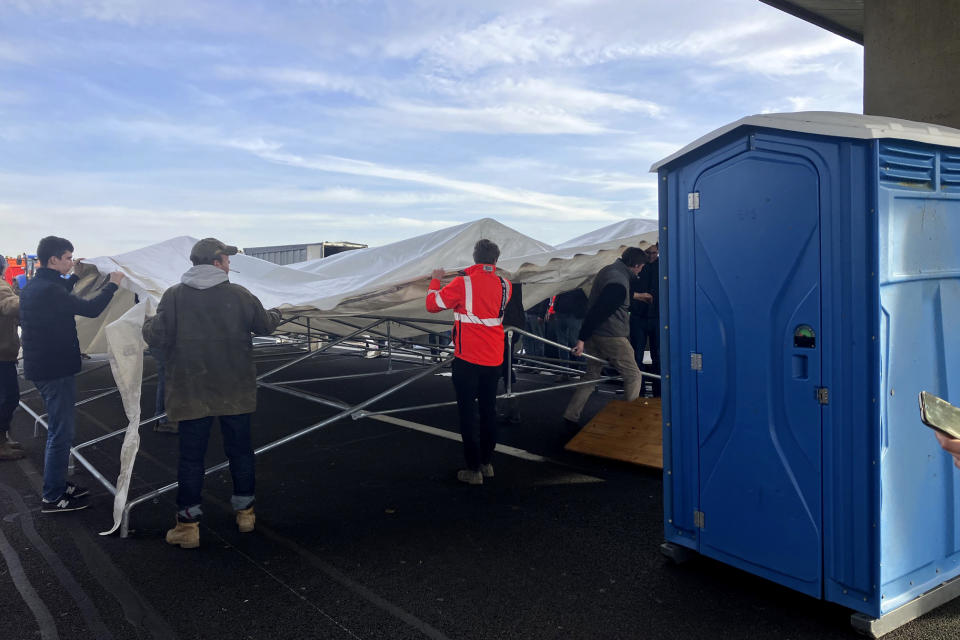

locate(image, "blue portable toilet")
(651, 112), (960, 636)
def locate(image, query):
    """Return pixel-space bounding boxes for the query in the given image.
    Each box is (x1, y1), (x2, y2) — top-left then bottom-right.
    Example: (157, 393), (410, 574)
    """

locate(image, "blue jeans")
(554, 313), (583, 361)
(34, 376), (76, 502)
(177, 413), (255, 519)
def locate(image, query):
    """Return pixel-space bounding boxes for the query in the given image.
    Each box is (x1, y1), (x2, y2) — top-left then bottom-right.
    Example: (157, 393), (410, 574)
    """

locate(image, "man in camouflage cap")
(143, 237), (283, 548)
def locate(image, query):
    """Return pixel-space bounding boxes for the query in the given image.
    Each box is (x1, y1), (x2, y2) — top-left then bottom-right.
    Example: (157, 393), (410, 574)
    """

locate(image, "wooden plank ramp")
(564, 397), (663, 469)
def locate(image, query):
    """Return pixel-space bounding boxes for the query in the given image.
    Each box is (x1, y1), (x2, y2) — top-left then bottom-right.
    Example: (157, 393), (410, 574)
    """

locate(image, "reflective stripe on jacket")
(425, 263), (512, 366)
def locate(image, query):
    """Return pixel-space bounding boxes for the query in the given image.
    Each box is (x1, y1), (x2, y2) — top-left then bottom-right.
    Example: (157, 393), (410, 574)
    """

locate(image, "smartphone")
(919, 391), (960, 440)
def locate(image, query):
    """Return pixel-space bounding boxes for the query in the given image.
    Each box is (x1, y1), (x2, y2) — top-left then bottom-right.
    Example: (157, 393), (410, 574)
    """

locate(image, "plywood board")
(564, 397), (662, 468)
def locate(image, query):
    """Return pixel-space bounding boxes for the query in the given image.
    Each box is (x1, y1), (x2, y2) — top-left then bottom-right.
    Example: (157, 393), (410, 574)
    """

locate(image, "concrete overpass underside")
(761, 0), (960, 130)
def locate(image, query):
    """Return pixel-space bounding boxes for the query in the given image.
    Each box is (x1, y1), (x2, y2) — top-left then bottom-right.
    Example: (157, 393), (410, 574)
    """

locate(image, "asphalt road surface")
(1, 348), (958, 639)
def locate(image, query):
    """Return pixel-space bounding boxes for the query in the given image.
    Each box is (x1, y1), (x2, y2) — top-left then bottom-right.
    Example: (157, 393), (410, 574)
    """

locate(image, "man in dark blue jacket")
(20, 236), (124, 513)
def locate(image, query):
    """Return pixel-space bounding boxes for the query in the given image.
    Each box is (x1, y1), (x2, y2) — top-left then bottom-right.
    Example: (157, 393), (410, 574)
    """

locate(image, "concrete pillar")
(864, 1), (960, 129)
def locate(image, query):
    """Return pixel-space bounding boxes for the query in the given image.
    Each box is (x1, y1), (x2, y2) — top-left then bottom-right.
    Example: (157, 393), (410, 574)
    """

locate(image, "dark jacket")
(632, 259), (659, 320)
(527, 298), (550, 318)
(0, 280), (20, 362)
(20, 268), (118, 381)
(553, 289), (588, 318)
(580, 260), (632, 340)
(142, 266), (282, 422)
(503, 282), (525, 345)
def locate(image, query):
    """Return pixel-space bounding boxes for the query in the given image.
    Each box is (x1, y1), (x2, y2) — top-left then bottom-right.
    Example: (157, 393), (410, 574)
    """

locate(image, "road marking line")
(368, 415), (604, 481)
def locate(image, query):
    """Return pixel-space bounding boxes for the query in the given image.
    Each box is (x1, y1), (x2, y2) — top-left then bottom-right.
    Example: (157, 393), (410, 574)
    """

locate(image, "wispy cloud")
(214, 65), (377, 100)
(249, 147), (622, 222)
(368, 101), (614, 135)
(3, 0), (212, 26)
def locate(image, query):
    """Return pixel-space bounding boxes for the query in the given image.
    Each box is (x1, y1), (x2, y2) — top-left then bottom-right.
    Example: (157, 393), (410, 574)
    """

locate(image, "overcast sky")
(0, 0), (863, 257)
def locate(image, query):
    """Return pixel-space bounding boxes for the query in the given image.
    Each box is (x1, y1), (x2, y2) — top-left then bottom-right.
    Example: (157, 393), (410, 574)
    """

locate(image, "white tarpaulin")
(75, 217), (657, 533)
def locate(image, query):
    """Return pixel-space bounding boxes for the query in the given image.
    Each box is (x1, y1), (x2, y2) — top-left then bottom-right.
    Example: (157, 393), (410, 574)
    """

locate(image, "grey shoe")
(456, 469), (483, 485)
(479, 464), (494, 478)
(4, 434), (22, 449)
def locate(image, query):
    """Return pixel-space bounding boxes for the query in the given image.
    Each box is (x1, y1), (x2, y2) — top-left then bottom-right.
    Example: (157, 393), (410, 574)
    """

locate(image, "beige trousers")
(562, 335), (642, 422)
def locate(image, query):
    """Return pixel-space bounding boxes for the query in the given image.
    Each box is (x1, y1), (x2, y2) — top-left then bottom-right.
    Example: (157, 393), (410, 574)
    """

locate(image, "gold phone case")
(919, 391), (960, 440)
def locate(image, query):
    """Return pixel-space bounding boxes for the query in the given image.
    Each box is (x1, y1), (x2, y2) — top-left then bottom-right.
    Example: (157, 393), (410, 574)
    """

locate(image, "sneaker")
(4, 434), (23, 449)
(153, 421), (179, 434)
(65, 482), (89, 498)
(456, 469), (483, 485)
(479, 464), (494, 478)
(41, 495), (89, 513)
(0, 442), (25, 461)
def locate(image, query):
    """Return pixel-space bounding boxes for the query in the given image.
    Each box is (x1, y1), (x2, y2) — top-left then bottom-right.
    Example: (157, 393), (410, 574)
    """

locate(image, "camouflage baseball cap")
(190, 237), (238, 263)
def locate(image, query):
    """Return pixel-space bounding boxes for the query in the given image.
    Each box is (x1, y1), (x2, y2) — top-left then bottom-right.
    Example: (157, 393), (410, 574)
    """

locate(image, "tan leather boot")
(165, 520), (199, 548)
(236, 507), (255, 533)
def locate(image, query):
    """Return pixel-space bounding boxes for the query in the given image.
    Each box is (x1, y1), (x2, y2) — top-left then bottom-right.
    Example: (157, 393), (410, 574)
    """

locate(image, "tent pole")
(120, 356), (452, 537)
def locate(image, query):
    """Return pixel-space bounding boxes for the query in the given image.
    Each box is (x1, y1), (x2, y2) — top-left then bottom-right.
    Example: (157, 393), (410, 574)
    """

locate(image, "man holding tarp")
(20, 236), (124, 512)
(143, 238), (282, 549)
(426, 239), (511, 485)
(562, 247), (646, 427)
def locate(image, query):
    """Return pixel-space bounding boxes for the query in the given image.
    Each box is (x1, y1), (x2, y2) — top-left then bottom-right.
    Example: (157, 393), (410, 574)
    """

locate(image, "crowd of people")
(2, 234), (959, 553)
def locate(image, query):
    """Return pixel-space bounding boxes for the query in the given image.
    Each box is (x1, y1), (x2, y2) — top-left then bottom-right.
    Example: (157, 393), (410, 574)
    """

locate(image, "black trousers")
(0, 361), (19, 435)
(452, 358), (500, 470)
(629, 316), (661, 396)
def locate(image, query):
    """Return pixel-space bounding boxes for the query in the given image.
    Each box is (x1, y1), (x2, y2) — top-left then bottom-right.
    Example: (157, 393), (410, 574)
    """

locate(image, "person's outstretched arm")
(68, 272), (124, 318)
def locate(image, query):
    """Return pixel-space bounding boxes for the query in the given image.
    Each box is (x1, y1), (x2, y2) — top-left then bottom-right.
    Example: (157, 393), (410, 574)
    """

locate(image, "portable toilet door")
(677, 136), (826, 598)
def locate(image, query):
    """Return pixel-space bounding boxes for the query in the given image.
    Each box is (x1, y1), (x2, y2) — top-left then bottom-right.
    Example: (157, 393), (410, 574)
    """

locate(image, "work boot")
(236, 506), (255, 533)
(165, 519), (200, 549)
(456, 469), (483, 485)
(479, 464), (494, 478)
(0, 442), (24, 460)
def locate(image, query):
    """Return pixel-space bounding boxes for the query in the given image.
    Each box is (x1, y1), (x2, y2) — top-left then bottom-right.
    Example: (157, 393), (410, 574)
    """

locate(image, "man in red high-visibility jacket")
(426, 239), (512, 485)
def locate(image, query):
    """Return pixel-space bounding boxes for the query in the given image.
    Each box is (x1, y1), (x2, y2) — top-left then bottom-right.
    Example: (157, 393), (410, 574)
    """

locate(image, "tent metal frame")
(16, 314), (658, 538)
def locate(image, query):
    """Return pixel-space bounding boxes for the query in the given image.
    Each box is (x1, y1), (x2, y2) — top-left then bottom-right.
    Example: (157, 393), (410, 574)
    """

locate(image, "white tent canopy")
(79, 217), (659, 346)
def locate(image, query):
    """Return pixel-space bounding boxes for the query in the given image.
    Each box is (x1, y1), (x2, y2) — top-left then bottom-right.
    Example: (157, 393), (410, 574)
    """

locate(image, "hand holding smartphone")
(920, 391), (960, 439)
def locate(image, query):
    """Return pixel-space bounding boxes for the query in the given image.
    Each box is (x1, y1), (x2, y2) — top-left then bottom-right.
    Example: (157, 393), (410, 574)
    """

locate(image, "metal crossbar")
(15, 313), (658, 538)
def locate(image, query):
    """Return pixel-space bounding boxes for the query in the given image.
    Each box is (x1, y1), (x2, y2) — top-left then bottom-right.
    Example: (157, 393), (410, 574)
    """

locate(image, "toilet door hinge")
(817, 387), (829, 405)
(694, 510), (705, 529)
(687, 192), (700, 210)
